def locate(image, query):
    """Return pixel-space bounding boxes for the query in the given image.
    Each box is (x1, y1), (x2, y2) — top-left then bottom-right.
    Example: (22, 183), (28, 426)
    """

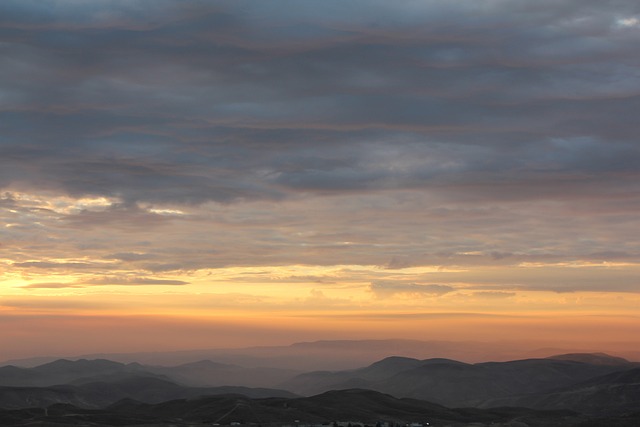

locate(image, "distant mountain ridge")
(146, 359), (298, 388)
(547, 352), (632, 366)
(0, 359), (141, 387)
(0, 372), (296, 410)
(0, 352), (638, 419)
(7, 339), (636, 370)
(0, 358), (298, 389)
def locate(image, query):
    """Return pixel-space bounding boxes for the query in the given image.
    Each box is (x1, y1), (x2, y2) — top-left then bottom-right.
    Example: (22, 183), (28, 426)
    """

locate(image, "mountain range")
(1, 388), (610, 427)
(7, 339), (638, 370)
(280, 353), (640, 413)
(0, 350), (638, 425)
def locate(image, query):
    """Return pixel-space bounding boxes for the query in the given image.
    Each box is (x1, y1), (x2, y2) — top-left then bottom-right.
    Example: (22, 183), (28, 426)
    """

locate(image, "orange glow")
(3, 258), (640, 360)
(1, 309), (638, 362)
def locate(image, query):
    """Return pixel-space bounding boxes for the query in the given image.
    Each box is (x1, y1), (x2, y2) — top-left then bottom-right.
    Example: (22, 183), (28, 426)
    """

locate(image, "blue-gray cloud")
(1, 0), (639, 204)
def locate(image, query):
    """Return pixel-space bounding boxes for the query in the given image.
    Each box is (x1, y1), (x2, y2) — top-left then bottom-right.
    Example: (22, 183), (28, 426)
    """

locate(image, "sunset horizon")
(2, 0), (640, 365)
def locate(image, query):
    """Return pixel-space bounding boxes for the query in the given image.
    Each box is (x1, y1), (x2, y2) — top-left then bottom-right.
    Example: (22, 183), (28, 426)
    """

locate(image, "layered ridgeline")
(281, 353), (640, 412)
(0, 358), (298, 389)
(0, 353), (638, 425)
(0, 389), (599, 427)
(0, 358), (297, 409)
(9, 339), (637, 371)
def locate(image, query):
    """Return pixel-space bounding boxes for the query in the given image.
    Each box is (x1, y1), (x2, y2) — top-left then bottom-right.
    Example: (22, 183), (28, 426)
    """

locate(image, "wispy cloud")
(21, 276), (189, 289)
(369, 282), (455, 298)
(82, 276), (189, 286)
(20, 282), (85, 289)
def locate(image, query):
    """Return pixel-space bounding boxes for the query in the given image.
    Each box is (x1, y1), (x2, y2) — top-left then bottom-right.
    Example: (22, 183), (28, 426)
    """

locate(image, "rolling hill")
(0, 353), (638, 423)
(280, 353), (636, 407)
(479, 367), (640, 416)
(0, 389), (590, 427)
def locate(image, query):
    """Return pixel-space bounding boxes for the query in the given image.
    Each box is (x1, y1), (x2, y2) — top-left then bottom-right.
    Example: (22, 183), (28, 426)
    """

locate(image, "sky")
(1, 0), (640, 361)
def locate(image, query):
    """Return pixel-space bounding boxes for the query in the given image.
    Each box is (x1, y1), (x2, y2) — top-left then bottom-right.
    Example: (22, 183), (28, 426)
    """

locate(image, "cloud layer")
(2, 0), (639, 201)
(1, 1), (639, 302)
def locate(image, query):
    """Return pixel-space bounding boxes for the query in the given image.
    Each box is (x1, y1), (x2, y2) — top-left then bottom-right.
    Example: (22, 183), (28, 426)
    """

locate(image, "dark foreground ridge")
(1, 388), (634, 427)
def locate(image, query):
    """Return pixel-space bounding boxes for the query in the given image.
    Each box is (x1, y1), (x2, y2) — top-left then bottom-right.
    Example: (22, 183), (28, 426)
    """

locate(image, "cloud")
(0, 0), (639, 298)
(470, 291), (517, 299)
(20, 282), (84, 289)
(82, 276), (189, 286)
(104, 252), (156, 262)
(369, 282), (454, 298)
(62, 202), (180, 228)
(0, 0), (639, 206)
(616, 16), (639, 28)
(21, 276), (189, 289)
(297, 288), (353, 308)
(13, 261), (96, 269)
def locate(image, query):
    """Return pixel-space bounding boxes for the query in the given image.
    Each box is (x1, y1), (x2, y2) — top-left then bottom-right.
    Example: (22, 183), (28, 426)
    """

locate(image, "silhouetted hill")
(81, 389), (587, 426)
(282, 356), (630, 407)
(0, 366), (39, 387)
(286, 389), (459, 422)
(7, 339), (602, 370)
(32, 358), (123, 373)
(0, 385), (86, 409)
(481, 367), (640, 416)
(1, 388), (636, 426)
(0, 359), (131, 387)
(1, 353), (638, 422)
(547, 352), (634, 366)
(0, 357), (299, 390)
(0, 374), (296, 410)
(280, 357), (458, 396)
(146, 359), (299, 387)
(356, 356), (425, 380)
(476, 358), (624, 395)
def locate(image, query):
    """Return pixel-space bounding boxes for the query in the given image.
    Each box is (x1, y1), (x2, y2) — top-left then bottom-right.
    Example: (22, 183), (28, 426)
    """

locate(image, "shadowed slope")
(480, 367), (640, 416)
(281, 355), (628, 407)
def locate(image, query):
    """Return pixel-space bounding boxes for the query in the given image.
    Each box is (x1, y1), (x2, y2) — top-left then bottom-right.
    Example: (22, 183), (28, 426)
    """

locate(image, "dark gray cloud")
(62, 202), (177, 228)
(1, 0), (639, 205)
(13, 261), (99, 270)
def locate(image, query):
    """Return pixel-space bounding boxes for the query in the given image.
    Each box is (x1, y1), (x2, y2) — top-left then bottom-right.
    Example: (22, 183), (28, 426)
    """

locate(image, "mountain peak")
(175, 359), (237, 369)
(370, 356), (421, 366)
(34, 358), (125, 371)
(547, 353), (631, 366)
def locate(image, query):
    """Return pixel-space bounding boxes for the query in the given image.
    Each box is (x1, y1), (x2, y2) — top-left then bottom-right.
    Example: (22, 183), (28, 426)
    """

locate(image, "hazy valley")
(0, 341), (639, 426)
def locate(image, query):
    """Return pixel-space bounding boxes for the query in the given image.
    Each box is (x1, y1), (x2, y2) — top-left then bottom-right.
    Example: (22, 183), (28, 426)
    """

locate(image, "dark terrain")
(0, 352), (638, 426)
(281, 353), (640, 412)
(0, 389), (629, 427)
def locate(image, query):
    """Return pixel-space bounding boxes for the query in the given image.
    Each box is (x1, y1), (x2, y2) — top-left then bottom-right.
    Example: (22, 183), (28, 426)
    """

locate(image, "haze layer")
(1, 0), (639, 359)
